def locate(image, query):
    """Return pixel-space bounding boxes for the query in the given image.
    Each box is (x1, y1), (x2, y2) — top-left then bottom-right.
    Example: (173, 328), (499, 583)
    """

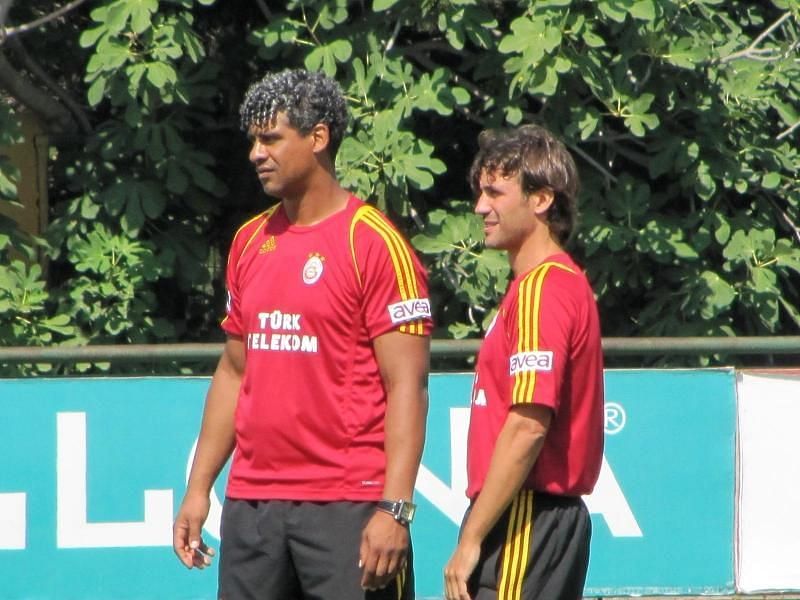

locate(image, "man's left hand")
(359, 510), (409, 590)
(444, 538), (480, 600)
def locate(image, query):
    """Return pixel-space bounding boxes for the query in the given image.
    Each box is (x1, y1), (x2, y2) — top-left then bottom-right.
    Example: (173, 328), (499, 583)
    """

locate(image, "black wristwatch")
(376, 499), (417, 526)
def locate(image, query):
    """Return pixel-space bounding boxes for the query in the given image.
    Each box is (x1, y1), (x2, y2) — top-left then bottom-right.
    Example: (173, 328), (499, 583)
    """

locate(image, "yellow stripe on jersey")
(361, 210), (418, 300)
(348, 205), (371, 288)
(497, 489), (535, 600)
(232, 204), (280, 270)
(349, 205), (424, 336)
(512, 262), (576, 405)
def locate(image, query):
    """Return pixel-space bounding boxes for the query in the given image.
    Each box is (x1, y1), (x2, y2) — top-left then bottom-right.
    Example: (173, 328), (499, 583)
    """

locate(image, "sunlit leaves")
(413, 207), (510, 338)
(4, 0), (800, 369)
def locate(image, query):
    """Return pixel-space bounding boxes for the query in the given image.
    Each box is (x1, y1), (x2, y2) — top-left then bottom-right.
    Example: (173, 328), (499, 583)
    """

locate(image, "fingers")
(444, 543), (480, 600)
(359, 520), (407, 591)
(172, 520), (194, 568)
(363, 551), (403, 590)
(173, 514), (215, 570)
(187, 516), (204, 556)
(443, 566), (471, 600)
(188, 539), (215, 569)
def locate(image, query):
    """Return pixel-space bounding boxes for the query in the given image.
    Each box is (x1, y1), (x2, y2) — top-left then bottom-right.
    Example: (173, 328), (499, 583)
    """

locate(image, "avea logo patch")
(509, 351), (554, 375)
(388, 298), (432, 324)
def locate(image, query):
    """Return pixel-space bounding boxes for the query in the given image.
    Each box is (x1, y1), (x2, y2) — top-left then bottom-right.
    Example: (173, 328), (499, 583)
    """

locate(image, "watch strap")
(376, 499), (416, 525)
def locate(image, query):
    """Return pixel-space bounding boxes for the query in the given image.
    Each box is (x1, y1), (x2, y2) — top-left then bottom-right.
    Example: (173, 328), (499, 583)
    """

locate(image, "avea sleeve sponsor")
(506, 264), (577, 411)
(351, 208), (433, 339)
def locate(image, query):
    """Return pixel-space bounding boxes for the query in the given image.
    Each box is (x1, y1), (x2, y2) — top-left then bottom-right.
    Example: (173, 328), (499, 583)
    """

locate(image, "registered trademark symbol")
(604, 402), (626, 435)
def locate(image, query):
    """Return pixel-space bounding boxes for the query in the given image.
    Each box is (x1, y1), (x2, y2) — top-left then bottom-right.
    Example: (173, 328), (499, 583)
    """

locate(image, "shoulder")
(347, 201), (416, 262)
(228, 204), (280, 264)
(511, 257), (591, 313)
(348, 202), (405, 245)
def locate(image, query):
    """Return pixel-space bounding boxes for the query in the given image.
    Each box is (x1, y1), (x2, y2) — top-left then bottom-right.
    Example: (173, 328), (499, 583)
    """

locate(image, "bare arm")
(444, 403), (552, 600)
(360, 330), (430, 590)
(173, 336), (245, 569)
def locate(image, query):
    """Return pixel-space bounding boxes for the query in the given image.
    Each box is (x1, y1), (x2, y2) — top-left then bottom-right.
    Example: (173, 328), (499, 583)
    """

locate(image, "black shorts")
(466, 490), (591, 600)
(218, 499), (413, 600)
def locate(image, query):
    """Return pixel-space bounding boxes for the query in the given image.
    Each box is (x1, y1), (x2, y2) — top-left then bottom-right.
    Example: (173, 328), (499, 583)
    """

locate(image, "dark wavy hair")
(239, 69), (349, 158)
(469, 124), (580, 244)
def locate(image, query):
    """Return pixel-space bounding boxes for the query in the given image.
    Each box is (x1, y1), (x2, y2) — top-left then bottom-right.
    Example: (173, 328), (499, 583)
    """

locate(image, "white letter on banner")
(56, 412), (173, 548)
(0, 493), (26, 549)
(415, 408), (470, 525)
(185, 439), (224, 540)
(585, 456), (643, 537)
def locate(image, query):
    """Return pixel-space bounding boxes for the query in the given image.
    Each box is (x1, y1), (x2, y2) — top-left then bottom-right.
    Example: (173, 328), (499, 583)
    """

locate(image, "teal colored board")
(0, 370), (735, 598)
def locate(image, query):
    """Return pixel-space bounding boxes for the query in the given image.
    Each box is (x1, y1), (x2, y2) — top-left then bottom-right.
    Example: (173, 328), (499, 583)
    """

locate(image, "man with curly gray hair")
(173, 68), (432, 600)
(239, 69), (349, 159)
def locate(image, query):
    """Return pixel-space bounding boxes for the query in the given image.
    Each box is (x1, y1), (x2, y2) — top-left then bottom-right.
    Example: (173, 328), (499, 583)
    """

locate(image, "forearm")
(460, 406), (549, 544)
(382, 383), (428, 501)
(185, 340), (244, 496)
(373, 331), (430, 501)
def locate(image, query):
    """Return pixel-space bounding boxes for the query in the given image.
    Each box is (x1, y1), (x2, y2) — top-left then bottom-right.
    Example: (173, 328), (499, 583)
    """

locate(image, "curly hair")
(469, 124), (580, 245)
(239, 69), (350, 157)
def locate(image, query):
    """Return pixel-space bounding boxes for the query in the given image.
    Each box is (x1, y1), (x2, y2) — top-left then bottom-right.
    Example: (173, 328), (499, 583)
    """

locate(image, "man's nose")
(474, 193), (490, 215)
(249, 141), (267, 163)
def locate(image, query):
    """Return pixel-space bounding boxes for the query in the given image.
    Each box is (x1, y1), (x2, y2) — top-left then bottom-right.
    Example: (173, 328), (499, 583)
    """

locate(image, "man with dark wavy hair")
(444, 124), (604, 600)
(173, 69), (432, 600)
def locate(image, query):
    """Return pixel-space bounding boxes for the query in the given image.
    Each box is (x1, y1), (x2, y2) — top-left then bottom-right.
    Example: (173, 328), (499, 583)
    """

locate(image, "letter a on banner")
(585, 456), (643, 537)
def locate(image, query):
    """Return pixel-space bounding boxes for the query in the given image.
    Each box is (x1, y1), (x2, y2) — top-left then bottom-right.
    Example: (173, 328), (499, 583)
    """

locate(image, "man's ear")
(309, 123), (331, 154)
(530, 188), (555, 216)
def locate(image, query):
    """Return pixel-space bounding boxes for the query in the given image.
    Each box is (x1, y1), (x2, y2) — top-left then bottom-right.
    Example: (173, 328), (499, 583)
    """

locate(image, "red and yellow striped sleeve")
(221, 205), (279, 334)
(349, 205), (432, 338)
(510, 262), (575, 406)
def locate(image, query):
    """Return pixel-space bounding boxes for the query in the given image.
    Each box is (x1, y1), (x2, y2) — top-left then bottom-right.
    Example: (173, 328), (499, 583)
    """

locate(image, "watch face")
(400, 502), (416, 523)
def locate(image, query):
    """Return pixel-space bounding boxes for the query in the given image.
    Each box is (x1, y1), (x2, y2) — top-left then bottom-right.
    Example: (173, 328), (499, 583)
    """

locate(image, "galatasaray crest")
(302, 253), (325, 285)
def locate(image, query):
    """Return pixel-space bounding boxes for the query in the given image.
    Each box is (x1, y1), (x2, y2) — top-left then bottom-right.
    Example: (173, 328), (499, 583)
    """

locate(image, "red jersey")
(466, 253), (603, 499)
(222, 195), (432, 501)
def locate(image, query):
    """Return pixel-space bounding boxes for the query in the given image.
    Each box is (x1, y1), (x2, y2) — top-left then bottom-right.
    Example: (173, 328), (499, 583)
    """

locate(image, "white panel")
(737, 372), (800, 592)
(0, 493), (26, 550)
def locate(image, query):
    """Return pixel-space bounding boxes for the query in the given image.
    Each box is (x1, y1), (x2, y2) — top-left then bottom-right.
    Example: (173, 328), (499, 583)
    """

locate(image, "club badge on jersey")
(302, 253), (325, 285)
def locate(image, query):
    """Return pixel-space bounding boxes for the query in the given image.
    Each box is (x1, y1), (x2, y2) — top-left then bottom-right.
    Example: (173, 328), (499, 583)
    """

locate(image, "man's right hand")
(173, 492), (215, 569)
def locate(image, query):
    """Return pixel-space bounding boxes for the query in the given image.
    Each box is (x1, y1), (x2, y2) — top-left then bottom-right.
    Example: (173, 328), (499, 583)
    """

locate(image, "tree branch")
(567, 143), (618, 185)
(10, 38), (90, 133)
(0, 51), (77, 133)
(0, 0), (12, 30)
(777, 119), (800, 141)
(719, 12), (793, 63)
(768, 196), (800, 245)
(254, 0), (272, 21)
(385, 19), (401, 52)
(1, 0), (91, 45)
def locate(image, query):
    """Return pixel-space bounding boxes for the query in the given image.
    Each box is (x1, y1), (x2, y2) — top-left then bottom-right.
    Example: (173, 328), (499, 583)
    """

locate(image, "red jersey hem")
(225, 484), (385, 502)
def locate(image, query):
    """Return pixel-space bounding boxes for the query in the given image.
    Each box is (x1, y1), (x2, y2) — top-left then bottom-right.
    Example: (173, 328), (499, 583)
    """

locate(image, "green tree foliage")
(1, 0), (798, 372)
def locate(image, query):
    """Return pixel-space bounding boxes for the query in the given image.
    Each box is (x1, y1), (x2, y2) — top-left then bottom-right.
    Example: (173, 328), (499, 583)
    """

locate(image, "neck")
(281, 169), (349, 226)
(509, 228), (564, 277)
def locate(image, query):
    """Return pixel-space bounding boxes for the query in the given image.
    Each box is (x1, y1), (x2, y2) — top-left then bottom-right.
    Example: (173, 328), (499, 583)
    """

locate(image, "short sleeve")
(351, 207), (433, 339)
(506, 263), (578, 411)
(221, 252), (243, 336)
(220, 210), (275, 337)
